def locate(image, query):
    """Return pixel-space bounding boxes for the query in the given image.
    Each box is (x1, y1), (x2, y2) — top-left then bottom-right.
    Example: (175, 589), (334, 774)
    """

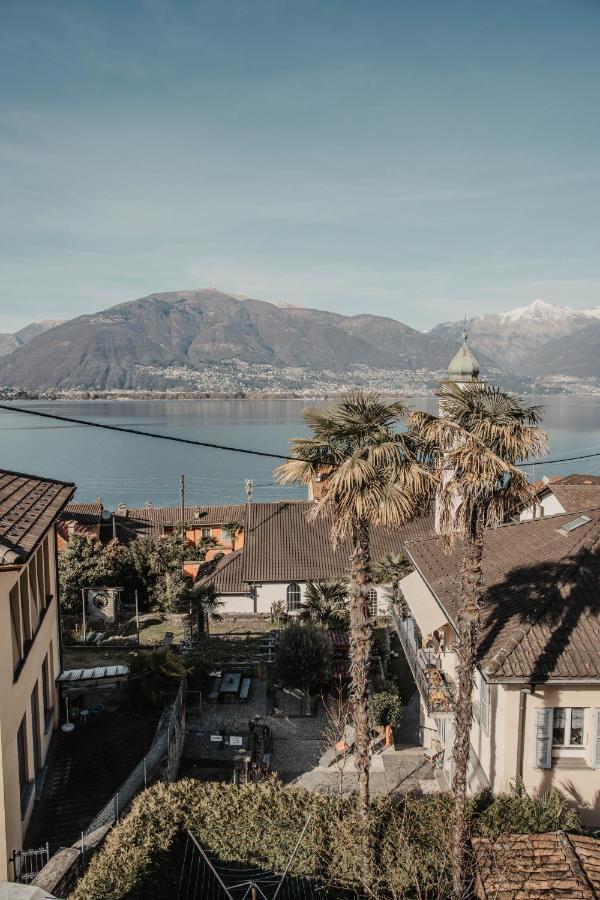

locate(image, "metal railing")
(390, 607), (453, 715)
(11, 843), (50, 883)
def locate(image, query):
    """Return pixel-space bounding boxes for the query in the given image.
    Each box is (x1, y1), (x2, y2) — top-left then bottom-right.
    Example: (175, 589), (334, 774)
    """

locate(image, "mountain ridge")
(1, 291), (599, 393)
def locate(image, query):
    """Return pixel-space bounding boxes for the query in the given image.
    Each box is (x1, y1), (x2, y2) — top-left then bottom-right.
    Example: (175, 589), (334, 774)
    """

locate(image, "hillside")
(0, 320), (63, 358)
(432, 299), (600, 370)
(519, 321), (600, 379)
(0, 289), (469, 391)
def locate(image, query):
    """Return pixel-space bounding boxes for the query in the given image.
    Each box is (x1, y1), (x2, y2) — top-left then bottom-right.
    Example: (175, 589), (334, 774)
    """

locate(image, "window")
(367, 588), (378, 618)
(201, 527), (211, 540)
(17, 716), (29, 813)
(552, 707), (584, 747)
(10, 585), (22, 675)
(286, 582), (301, 612)
(558, 515), (591, 535)
(221, 527), (233, 543)
(31, 684), (41, 773)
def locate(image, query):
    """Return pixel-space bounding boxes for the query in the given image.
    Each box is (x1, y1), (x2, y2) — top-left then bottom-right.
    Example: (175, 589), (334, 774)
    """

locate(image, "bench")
(208, 678), (222, 704)
(239, 678), (251, 703)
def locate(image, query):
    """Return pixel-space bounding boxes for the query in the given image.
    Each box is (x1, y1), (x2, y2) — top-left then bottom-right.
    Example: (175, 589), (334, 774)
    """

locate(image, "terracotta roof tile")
(474, 832), (600, 899)
(196, 500), (433, 590)
(0, 468), (75, 564)
(549, 484), (600, 513)
(406, 507), (600, 680)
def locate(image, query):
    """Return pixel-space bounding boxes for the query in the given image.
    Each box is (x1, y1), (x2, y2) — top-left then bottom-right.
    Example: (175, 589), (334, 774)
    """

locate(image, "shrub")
(470, 779), (581, 837)
(70, 779), (581, 900)
(273, 622), (332, 694)
(370, 690), (402, 728)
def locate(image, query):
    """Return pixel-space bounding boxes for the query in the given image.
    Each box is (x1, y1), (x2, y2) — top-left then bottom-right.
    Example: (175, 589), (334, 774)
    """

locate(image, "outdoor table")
(219, 672), (242, 703)
(80, 708), (90, 724)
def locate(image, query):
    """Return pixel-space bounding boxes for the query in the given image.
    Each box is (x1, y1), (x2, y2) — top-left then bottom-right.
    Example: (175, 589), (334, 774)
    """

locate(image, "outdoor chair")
(163, 631), (174, 647)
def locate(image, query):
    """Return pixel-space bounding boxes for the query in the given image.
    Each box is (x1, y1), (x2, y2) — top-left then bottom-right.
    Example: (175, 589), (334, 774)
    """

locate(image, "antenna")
(180, 474), (185, 541)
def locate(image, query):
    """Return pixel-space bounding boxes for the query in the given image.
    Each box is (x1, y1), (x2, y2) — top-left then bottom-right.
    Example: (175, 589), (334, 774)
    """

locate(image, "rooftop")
(0, 468), (75, 564)
(447, 333), (480, 382)
(198, 500), (434, 592)
(474, 831), (600, 899)
(406, 506), (600, 680)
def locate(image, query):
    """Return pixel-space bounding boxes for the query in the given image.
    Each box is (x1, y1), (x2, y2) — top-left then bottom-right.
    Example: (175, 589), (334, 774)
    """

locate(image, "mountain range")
(0, 291), (598, 394)
(0, 320), (63, 357)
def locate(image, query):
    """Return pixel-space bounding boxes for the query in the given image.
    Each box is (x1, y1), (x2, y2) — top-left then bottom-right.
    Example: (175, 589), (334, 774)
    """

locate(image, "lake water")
(2, 396), (600, 508)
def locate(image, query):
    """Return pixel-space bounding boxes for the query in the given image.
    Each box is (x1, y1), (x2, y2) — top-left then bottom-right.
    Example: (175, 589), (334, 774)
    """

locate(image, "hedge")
(70, 779), (580, 899)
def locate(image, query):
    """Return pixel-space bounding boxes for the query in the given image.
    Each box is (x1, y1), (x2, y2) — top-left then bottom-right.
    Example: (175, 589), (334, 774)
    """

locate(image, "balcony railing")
(390, 606), (453, 715)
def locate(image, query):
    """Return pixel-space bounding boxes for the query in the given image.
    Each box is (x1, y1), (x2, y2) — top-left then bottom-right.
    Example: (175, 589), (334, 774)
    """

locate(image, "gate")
(10, 843), (50, 883)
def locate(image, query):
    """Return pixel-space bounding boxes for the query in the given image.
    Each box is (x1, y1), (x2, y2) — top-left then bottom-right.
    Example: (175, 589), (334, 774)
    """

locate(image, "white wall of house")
(398, 567), (600, 825)
(520, 491), (565, 521)
(216, 582), (387, 616)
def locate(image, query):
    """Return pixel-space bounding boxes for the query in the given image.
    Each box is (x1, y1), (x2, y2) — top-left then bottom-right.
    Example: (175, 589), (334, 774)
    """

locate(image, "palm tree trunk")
(349, 518), (372, 881)
(452, 507), (485, 900)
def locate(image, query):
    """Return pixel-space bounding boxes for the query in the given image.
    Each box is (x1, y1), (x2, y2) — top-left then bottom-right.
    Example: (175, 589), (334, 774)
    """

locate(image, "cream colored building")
(396, 504), (600, 826)
(0, 469), (75, 880)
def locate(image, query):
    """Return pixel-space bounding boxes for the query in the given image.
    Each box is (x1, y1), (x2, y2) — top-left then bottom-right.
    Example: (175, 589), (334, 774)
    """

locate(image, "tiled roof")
(111, 505), (248, 539)
(0, 468), (75, 564)
(474, 831), (600, 899)
(549, 483), (600, 513)
(406, 508), (600, 680)
(198, 500), (433, 590)
(62, 502), (104, 520)
(198, 550), (247, 594)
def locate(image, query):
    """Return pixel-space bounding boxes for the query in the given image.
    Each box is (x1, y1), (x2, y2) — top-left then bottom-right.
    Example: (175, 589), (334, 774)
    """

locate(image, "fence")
(82, 680), (186, 851)
(25, 682), (186, 891)
(10, 843), (49, 884)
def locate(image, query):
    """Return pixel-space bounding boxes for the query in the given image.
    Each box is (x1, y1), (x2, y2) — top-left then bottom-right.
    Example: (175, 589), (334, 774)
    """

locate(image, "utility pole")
(135, 589), (140, 644)
(179, 474), (185, 543)
(81, 588), (86, 644)
(245, 479), (254, 503)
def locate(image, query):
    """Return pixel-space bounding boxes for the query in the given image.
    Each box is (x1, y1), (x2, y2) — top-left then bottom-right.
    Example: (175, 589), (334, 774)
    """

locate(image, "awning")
(400, 570), (449, 636)
(57, 665), (129, 683)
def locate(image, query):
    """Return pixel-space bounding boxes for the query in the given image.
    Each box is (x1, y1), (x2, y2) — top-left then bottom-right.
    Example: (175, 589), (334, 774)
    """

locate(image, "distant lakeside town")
(3, 364), (600, 401)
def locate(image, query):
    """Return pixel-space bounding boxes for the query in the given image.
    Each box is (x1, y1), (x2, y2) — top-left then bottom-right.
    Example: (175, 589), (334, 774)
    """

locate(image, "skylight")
(557, 515), (592, 536)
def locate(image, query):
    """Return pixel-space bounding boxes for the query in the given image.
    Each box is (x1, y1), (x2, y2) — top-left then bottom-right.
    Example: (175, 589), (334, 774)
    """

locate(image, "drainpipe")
(516, 688), (529, 781)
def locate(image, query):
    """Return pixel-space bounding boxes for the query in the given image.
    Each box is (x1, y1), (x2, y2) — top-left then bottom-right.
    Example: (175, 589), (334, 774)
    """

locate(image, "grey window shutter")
(592, 709), (600, 770)
(534, 708), (553, 769)
(480, 675), (490, 736)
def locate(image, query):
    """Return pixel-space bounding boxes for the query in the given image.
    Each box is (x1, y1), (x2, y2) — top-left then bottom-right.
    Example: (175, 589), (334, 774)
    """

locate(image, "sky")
(2, 0), (600, 333)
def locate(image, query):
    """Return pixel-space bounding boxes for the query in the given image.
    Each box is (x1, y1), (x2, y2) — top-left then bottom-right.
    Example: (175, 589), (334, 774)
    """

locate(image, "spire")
(447, 325), (479, 383)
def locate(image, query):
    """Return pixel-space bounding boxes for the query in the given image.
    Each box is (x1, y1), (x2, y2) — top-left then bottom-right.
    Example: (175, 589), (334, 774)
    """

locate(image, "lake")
(1, 395), (600, 508)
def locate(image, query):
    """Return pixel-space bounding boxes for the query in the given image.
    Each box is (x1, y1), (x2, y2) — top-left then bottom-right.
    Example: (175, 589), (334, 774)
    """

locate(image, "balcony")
(390, 607), (454, 715)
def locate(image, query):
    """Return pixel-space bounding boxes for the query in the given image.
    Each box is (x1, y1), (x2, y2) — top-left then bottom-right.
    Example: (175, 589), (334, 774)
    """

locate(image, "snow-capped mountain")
(431, 299), (600, 370)
(499, 298), (600, 325)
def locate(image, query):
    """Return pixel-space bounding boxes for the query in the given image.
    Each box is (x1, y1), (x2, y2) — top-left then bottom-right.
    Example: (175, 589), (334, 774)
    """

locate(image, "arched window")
(286, 582), (301, 612)
(367, 588), (378, 618)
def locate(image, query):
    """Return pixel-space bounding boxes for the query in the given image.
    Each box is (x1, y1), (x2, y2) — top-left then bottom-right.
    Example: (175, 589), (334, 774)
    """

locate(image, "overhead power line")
(0, 403), (290, 461)
(1, 402), (600, 469)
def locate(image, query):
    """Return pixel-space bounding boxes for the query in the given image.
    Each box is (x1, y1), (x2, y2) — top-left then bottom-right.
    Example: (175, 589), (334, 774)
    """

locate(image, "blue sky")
(2, 0), (600, 332)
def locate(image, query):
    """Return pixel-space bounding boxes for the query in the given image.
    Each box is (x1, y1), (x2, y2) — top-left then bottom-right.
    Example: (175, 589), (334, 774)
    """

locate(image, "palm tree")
(409, 381), (547, 900)
(372, 552), (411, 616)
(299, 579), (348, 627)
(276, 391), (431, 875)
